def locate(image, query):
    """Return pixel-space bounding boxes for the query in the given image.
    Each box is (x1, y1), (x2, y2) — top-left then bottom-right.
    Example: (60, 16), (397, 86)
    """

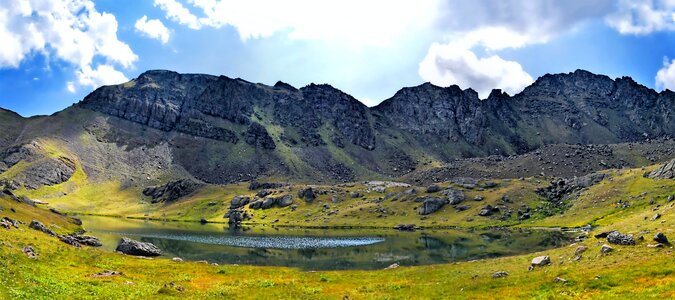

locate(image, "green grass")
(1, 157), (674, 298)
(1, 191), (673, 299)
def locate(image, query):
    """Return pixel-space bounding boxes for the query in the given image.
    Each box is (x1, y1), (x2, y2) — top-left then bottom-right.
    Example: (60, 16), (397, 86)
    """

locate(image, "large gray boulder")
(607, 231), (635, 245)
(230, 196), (251, 209)
(115, 238), (162, 256)
(647, 158), (675, 179)
(444, 188), (466, 205)
(29, 220), (57, 236)
(418, 197), (447, 215)
(143, 179), (204, 204)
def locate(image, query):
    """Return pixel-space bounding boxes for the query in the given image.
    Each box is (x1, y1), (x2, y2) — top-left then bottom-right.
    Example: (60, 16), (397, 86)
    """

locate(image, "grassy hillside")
(0, 171), (673, 299)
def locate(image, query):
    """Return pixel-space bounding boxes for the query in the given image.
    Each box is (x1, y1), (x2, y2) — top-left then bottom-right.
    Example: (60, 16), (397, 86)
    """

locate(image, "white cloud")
(135, 15), (171, 44)
(66, 81), (76, 93)
(154, 0), (202, 29)
(154, 0), (438, 47)
(607, 0), (675, 34)
(0, 0), (136, 90)
(656, 57), (675, 90)
(418, 1), (618, 97)
(76, 64), (129, 89)
(419, 42), (533, 98)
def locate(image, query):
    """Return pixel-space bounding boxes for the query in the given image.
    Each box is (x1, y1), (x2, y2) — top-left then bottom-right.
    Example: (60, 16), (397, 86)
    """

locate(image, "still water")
(80, 215), (571, 270)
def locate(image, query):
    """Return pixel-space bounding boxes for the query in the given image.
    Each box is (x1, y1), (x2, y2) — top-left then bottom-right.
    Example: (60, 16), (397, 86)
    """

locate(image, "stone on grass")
(531, 256), (551, 267)
(600, 244), (613, 253)
(653, 232), (668, 244)
(116, 238), (162, 257)
(492, 271), (509, 279)
(574, 246), (588, 256)
(606, 231), (635, 245)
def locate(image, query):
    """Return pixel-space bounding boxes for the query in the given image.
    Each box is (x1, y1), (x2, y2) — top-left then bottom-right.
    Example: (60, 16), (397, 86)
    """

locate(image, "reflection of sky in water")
(95, 230), (385, 249)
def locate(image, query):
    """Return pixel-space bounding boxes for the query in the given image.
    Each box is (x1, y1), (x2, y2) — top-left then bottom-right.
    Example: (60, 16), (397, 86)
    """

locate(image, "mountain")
(0, 69), (674, 192)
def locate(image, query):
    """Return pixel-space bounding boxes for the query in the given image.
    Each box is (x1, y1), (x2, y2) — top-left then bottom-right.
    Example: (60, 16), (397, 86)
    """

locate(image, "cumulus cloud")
(419, 42), (533, 98)
(135, 15), (171, 44)
(656, 57), (675, 91)
(0, 0), (136, 91)
(607, 0), (675, 34)
(154, 0), (201, 29)
(419, 1), (616, 97)
(154, 0), (438, 46)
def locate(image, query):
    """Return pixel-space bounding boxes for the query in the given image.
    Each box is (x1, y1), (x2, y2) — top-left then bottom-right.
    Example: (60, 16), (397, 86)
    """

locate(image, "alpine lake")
(79, 215), (574, 271)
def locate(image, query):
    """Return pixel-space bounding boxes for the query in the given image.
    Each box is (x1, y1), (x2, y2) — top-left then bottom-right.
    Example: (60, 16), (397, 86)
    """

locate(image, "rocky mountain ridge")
(0, 69), (673, 187)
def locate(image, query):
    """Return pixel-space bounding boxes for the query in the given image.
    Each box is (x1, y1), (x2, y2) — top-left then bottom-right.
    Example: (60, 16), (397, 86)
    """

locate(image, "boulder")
(574, 246), (588, 256)
(647, 158), (675, 179)
(607, 231), (635, 245)
(0, 217), (20, 229)
(444, 189), (465, 205)
(22, 246), (37, 259)
(230, 196), (250, 209)
(418, 197), (447, 215)
(478, 205), (498, 217)
(249, 200), (262, 210)
(261, 197), (276, 209)
(473, 195), (484, 201)
(115, 238), (162, 256)
(349, 191), (362, 198)
(29, 220), (57, 236)
(600, 244), (613, 253)
(653, 232), (668, 244)
(531, 256), (551, 267)
(492, 271), (509, 279)
(393, 224), (416, 231)
(425, 185), (440, 193)
(276, 195), (294, 207)
(142, 179), (204, 204)
(298, 187), (316, 202)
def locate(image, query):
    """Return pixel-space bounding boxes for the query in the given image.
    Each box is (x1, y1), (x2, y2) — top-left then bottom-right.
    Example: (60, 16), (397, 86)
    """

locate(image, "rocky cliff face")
(2, 69), (673, 185)
(373, 70), (674, 155)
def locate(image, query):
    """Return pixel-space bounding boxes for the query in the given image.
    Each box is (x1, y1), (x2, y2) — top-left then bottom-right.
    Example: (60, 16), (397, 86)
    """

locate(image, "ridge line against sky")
(0, 0), (674, 117)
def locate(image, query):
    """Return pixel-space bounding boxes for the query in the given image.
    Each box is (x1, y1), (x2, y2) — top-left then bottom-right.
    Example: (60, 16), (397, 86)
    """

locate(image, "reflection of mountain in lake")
(82, 216), (572, 270)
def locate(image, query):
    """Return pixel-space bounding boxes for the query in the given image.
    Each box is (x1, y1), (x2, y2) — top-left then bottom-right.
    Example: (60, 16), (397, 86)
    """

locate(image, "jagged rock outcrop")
(537, 172), (606, 203)
(3, 69), (673, 185)
(245, 122), (276, 149)
(143, 179), (204, 203)
(0, 143), (77, 190)
(374, 70), (675, 155)
(647, 158), (675, 179)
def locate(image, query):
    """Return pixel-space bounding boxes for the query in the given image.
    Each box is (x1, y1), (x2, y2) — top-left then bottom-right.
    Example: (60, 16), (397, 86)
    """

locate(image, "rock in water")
(115, 238), (162, 256)
(393, 224), (416, 231)
(531, 256), (551, 267)
(653, 232), (668, 244)
(647, 158), (675, 179)
(607, 231), (635, 245)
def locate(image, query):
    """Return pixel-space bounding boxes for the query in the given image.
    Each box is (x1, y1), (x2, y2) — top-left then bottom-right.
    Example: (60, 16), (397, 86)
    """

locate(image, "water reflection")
(80, 216), (571, 270)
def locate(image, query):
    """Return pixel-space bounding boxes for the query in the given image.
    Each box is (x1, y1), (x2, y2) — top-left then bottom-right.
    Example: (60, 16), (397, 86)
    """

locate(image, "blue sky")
(1, 0), (675, 117)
